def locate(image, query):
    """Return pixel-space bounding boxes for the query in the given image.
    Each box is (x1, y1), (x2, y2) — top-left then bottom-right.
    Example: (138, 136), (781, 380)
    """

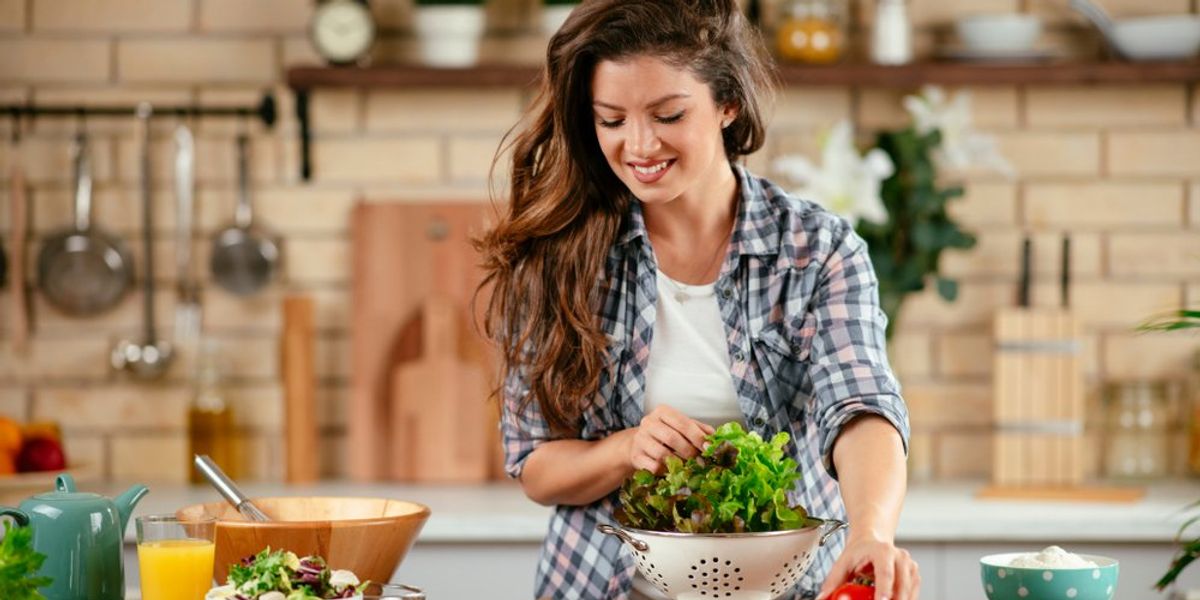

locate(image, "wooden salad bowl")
(177, 496), (431, 584)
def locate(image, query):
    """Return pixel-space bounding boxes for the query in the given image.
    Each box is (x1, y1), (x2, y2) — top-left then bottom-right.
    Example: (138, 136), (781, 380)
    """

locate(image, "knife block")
(991, 308), (1085, 488)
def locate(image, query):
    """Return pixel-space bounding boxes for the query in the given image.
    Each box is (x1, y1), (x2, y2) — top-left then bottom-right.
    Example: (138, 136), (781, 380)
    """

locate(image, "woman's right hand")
(628, 405), (715, 474)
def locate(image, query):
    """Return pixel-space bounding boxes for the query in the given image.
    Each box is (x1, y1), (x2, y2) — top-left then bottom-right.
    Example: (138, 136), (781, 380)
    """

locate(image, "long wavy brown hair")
(476, 0), (777, 435)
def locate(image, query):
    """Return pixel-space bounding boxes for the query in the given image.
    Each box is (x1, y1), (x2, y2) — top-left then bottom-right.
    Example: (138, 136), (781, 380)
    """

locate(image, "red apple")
(17, 437), (67, 473)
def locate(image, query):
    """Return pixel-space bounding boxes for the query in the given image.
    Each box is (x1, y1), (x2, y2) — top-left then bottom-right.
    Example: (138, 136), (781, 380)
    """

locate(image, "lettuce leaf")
(616, 422), (808, 533)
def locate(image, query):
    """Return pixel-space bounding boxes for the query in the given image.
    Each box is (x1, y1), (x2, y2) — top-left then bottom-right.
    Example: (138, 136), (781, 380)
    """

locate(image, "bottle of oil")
(189, 339), (240, 483)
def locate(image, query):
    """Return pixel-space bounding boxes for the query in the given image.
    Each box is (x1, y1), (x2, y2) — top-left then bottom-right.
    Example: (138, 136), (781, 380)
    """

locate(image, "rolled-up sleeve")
(806, 225), (910, 480)
(499, 364), (553, 479)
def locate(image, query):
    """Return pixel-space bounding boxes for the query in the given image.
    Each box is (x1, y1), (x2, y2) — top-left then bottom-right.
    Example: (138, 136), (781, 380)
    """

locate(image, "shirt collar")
(615, 163), (781, 257)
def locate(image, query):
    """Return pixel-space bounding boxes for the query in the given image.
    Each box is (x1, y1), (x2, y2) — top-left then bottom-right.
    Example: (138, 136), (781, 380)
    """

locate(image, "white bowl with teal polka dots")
(980, 553), (1119, 600)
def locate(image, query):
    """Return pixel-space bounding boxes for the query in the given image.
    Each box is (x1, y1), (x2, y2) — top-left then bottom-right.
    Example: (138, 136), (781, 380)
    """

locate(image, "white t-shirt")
(643, 269), (744, 430)
(635, 270), (746, 599)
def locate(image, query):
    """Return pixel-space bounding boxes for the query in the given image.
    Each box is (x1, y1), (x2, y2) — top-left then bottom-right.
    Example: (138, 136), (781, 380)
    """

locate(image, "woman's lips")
(629, 159), (675, 184)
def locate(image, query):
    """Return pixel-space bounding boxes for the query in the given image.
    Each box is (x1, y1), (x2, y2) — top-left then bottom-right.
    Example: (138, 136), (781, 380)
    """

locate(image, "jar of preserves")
(776, 0), (848, 65)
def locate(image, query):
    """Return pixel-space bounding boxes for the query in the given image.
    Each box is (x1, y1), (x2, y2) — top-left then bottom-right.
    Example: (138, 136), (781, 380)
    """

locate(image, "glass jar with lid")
(1103, 380), (1171, 480)
(776, 0), (848, 65)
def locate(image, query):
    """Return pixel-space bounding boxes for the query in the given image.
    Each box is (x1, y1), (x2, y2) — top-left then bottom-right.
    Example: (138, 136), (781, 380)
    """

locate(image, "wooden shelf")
(285, 60), (1200, 181)
(287, 60), (1200, 90)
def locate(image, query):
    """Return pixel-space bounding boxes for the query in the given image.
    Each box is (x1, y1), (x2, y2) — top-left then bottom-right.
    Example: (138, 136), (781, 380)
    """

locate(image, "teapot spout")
(115, 484), (149, 534)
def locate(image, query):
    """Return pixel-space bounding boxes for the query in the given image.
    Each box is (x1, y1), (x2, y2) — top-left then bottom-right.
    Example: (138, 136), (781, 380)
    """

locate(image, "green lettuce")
(616, 422), (808, 533)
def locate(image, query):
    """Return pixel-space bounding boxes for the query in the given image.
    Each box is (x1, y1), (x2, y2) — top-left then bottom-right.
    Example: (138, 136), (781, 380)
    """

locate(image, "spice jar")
(1103, 381), (1171, 480)
(776, 0), (848, 65)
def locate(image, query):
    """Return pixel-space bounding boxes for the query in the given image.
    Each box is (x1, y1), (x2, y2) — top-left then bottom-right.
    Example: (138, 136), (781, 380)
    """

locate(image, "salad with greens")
(616, 421), (810, 534)
(207, 548), (367, 600)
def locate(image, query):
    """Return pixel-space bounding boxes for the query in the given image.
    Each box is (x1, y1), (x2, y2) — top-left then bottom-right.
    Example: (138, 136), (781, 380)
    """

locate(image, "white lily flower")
(903, 85), (1015, 177)
(773, 120), (894, 225)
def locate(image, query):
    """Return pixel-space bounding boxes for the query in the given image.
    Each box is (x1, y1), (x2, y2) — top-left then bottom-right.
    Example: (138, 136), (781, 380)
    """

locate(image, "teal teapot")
(0, 474), (148, 600)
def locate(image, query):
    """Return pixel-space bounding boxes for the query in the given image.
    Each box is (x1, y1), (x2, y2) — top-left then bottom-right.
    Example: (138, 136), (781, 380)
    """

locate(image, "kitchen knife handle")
(1018, 236), (1032, 308)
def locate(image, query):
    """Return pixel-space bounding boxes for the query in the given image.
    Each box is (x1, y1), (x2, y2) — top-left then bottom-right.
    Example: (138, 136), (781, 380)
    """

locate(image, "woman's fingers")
(654, 406), (712, 452)
(647, 423), (699, 459)
(631, 406), (719, 472)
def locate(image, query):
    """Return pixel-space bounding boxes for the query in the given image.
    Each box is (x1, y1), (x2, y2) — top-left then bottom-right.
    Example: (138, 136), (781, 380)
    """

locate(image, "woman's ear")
(720, 105), (739, 129)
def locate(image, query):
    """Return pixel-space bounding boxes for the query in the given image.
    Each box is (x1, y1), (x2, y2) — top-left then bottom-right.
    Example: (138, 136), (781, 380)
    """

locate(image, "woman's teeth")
(633, 161), (669, 174)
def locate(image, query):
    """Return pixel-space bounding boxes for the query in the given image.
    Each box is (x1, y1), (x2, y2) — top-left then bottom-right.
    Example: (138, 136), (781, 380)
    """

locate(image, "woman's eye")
(656, 111), (685, 124)
(598, 118), (624, 129)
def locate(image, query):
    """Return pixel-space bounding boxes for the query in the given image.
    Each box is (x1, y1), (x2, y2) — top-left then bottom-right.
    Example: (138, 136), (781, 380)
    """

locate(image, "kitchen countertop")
(109, 479), (1200, 544)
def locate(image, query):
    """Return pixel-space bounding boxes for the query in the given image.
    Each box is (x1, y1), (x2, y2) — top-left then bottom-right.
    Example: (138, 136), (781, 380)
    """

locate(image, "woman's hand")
(816, 533), (920, 600)
(628, 405), (714, 473)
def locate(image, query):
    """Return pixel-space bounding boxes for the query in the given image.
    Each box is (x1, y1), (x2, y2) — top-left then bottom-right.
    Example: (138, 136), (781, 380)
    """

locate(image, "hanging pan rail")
(1, 92), (276, 127)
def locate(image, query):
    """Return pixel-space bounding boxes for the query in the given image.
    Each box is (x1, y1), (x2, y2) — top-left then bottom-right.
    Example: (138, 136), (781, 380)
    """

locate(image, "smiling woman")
(474, 1), (916, 599)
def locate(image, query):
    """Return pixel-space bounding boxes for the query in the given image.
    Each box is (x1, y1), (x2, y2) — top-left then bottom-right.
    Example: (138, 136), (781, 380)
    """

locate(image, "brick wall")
(0, 0), (1196, 483)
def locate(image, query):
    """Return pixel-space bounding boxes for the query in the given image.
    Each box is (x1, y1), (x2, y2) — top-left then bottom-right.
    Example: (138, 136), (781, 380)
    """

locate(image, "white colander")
(599, 517), (846, 600)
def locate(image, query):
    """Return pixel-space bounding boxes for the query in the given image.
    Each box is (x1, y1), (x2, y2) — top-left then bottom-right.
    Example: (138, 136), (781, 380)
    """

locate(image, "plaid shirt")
(501, 165), (910, 599)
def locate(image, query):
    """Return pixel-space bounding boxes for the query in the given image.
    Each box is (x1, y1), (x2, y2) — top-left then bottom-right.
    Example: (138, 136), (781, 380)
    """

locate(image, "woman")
(477, 1), (917, 598)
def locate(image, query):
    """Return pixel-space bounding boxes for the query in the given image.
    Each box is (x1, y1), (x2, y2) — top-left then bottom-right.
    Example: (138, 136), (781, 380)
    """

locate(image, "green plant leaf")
(1139, 309), (1200, 333)
(936, 278), (959, 302)
(0, 521), (52, 600)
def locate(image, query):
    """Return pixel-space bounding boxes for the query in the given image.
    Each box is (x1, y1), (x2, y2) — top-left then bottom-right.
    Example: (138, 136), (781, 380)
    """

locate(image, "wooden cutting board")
(391, 299), (491, 482)
(282, 295), (318, 484)
(349, 202), (503, 482)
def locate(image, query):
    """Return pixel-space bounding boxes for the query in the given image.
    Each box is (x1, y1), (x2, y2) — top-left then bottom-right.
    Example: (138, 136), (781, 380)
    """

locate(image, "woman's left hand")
(815, 533), (920, 600)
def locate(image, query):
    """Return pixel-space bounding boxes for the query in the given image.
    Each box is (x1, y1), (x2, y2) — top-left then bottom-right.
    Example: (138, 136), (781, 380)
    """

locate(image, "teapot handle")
(55, 473), (77, 493)
(0, 508), (30, 527)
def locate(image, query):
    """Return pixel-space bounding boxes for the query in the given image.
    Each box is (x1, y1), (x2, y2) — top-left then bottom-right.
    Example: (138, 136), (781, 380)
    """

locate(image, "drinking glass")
(136, 514), (217, 600)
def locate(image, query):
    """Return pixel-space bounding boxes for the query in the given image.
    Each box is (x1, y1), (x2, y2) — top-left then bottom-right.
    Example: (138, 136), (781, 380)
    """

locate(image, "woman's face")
(590, 55), (736, 207)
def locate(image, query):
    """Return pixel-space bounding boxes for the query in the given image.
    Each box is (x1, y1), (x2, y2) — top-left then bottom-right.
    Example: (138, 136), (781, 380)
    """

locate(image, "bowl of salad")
(178, 496), (429, 585)
(206, 548), (367, 600)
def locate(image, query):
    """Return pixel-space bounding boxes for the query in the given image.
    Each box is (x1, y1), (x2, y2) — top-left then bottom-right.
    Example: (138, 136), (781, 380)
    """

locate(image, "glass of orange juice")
(136, 514), (217, 600)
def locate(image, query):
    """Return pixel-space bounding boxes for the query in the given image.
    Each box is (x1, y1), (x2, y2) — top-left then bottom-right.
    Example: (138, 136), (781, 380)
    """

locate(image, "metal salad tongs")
(193, 454), (271, 522)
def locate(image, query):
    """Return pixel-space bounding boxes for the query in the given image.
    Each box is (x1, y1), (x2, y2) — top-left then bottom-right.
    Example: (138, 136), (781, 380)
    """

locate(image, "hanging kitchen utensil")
(36, 128), (133, 317)
(210, 133), (279, 296)
(111, 102), (173, 380)
(173, 122), (201, 347)
(7, 118), (29, 354)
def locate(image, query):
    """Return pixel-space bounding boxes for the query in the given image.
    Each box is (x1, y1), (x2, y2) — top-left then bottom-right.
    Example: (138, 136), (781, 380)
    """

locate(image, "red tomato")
(830, 583), (875, 600)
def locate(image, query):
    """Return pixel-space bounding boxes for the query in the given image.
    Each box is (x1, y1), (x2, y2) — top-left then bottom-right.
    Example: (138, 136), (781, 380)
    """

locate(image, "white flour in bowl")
(1009, 545), (1098, 568)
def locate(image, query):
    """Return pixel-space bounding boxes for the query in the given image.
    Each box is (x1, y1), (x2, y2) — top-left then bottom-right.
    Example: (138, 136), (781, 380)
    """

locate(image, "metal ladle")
(111, 102), (173, 379)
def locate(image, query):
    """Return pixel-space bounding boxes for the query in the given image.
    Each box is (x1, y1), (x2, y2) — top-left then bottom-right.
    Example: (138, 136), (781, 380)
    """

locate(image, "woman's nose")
(627, 119), (661, 156)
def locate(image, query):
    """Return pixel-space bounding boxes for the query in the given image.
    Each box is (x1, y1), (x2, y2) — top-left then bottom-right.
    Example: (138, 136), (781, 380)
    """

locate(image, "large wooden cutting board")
(349, 202), (502, 482)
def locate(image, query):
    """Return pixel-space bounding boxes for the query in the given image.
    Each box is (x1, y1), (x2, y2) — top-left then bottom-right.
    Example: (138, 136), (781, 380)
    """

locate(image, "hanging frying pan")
(209, 133), (280, 296)
(37, 129), (134, 316)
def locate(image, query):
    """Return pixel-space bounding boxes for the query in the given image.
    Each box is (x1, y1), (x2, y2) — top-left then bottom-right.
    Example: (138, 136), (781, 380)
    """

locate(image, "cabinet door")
(393, 542), (541, 598)
(903, 543), (945, 600)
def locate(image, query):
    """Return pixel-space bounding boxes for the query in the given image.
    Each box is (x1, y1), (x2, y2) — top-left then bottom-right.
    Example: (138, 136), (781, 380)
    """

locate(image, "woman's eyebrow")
(592, 93), (691, 111)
